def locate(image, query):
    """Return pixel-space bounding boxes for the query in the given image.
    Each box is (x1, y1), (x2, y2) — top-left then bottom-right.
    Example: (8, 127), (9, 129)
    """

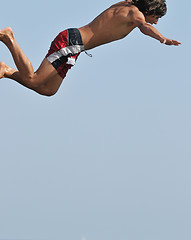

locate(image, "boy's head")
(132, 0), (167, 18)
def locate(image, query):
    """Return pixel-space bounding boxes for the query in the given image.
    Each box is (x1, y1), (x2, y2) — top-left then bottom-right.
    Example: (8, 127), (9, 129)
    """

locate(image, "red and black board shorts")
(46, 28), (84, 79)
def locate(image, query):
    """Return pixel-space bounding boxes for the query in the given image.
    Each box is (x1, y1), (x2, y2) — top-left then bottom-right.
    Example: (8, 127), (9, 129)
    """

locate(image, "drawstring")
(70, 37), (93, 57)
(84, 50), (93, 57)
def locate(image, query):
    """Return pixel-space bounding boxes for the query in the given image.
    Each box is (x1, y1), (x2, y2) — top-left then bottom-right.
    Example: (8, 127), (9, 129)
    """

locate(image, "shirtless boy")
(0, 0), (181, 96)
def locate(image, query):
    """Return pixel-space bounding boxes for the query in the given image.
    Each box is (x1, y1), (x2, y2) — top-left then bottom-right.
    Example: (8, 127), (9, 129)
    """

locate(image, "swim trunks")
(46, 28), (85, 79)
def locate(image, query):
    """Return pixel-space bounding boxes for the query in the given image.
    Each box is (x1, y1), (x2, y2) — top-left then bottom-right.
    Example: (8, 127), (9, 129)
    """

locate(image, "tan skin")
(0, 1), (181, 96)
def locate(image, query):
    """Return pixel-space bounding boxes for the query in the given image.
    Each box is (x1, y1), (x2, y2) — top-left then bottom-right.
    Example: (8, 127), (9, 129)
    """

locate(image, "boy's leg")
(0, 27), (64, 95)
(1, 60), (63, 96)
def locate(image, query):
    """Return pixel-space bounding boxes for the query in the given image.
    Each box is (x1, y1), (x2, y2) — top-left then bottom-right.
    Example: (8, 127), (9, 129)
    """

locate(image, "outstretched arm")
(131, 8), (181, 46)
(139, 22), (181, 46)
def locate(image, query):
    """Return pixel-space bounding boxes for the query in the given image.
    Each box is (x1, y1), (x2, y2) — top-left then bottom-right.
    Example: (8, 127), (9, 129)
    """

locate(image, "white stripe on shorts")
(47, 45), (85, 63)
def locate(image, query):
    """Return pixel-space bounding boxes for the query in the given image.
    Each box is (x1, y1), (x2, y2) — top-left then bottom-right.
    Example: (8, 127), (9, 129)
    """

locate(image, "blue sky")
(0, 0), (190, 240)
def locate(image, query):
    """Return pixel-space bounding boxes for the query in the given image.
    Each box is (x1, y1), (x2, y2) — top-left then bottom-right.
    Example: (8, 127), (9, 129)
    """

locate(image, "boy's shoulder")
(109, 2), (143, 18)
(128, 5), (145, 21)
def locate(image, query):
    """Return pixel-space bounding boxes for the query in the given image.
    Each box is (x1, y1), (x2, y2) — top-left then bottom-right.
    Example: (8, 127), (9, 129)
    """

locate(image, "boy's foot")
(0, 62), (8, 79)
(0, 27), (14, 45)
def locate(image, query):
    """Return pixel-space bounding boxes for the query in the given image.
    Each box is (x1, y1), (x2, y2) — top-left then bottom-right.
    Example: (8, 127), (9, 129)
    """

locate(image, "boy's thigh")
(34, 58), (64, 95)
(35, 58), (59, 81)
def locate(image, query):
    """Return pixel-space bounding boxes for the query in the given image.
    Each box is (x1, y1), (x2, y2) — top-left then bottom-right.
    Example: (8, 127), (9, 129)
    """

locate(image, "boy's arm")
(130, 9), (181, 46)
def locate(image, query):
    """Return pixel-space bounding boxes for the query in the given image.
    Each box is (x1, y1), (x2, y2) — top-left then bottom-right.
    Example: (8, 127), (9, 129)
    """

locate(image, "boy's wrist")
(160, 38), (166, 44)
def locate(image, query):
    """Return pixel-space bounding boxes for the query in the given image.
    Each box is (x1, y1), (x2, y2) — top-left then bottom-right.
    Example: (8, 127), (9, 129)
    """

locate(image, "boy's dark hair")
(132, 0), (167, 17)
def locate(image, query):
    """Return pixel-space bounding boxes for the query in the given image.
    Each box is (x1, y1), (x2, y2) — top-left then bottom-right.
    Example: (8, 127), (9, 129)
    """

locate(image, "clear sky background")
(0, 0), (190, 240)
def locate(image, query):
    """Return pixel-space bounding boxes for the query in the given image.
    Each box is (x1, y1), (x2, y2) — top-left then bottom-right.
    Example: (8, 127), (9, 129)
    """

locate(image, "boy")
(0, 0), (181, 96)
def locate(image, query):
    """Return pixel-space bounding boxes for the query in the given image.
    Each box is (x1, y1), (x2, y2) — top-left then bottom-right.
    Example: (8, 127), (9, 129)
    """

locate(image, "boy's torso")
(78, 1), (138, 50)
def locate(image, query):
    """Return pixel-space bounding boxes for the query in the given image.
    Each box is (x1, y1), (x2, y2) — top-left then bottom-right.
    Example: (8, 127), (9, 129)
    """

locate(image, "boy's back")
(79, 1), (138, 50)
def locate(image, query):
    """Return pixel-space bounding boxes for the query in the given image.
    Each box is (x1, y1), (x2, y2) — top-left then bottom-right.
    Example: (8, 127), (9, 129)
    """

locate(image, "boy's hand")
(161, 38), (181, 46)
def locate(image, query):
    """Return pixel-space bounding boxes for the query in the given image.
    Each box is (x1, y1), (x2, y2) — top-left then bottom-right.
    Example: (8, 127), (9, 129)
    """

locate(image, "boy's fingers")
(172, 40), (181, 45)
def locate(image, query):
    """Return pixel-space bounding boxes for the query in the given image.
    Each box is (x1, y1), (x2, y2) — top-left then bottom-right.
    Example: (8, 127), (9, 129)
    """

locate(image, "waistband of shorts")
(67, 28), (84, 50)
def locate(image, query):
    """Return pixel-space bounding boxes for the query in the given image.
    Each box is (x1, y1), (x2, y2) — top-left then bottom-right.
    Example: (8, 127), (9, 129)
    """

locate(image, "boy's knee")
(34, 85), (58, 97)
(43, 90), (57, 97)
